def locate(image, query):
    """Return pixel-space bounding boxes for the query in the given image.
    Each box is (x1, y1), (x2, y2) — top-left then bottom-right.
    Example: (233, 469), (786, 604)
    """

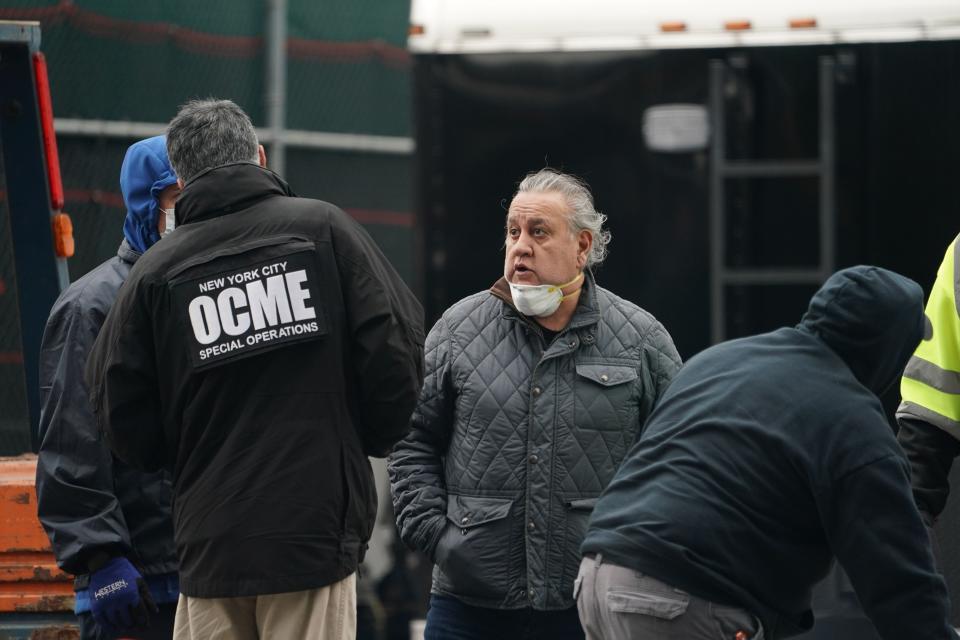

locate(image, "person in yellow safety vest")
(897, 235), (960, 527)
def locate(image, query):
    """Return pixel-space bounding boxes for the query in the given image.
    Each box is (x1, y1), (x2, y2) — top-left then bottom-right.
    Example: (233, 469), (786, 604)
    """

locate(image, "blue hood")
(120, 135), (178, 254)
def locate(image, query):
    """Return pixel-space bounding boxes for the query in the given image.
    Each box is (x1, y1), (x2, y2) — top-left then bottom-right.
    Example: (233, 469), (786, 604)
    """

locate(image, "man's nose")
(512, 232), (534, 255)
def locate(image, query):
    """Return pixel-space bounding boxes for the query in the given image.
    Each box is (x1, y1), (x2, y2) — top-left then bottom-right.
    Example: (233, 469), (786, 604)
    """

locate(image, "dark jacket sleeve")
(387, 317), (452, 560)
(331, 210), (425, 457)
(819, 453), (956, 639)
(85, 276), (166, 472)
(638, 320), (682, 437)
(36, 294), (132, 575)
(896, 416), (960, 521)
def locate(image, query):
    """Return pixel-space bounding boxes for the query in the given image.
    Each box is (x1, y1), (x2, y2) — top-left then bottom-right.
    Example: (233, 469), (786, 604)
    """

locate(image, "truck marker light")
(789, 18), (818, 29)
(51, 213), (74, 258)
(660, 22), (687, 33)
(724, 20), (752, 31)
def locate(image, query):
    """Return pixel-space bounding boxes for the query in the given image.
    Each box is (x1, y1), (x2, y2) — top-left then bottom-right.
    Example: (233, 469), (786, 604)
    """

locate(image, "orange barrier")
(0, 455), (74, 615)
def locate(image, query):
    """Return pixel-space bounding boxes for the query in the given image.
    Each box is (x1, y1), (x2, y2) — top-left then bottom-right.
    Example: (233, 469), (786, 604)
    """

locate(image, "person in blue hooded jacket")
(36, 135), (181, 639)
(577, 266), (956, 640)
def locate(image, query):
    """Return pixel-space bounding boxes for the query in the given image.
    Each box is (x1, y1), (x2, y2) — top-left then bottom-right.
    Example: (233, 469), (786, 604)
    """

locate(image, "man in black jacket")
(85, 99), (424, 639)
(37, 135), (180, 640)
(578, 266), (956, 640)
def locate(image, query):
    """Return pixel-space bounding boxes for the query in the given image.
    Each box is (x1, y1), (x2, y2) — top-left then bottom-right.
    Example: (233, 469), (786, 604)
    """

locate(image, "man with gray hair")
(85, 99), (425, 639)
(388, 168), (681, 638)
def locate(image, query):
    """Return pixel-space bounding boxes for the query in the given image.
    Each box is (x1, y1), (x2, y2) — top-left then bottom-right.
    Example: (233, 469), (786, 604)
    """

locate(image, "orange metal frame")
(0, 455), (74, 614)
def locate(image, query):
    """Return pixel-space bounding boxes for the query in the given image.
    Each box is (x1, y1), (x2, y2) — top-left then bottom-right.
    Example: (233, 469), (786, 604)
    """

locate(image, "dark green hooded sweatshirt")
(582, 266), (954, 639)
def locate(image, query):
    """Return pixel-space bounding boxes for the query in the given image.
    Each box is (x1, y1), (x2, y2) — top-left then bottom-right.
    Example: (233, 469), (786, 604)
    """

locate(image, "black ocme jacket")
(583, 266), (955, 639)
(85, 162), (425, 598)
(36, 240), (177, 584)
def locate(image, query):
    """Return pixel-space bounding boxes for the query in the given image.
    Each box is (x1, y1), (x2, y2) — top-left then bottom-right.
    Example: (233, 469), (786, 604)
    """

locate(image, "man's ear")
(578, 229), (593, 267)
(177, 177), (185, 189)
(258, 145), (267, 168)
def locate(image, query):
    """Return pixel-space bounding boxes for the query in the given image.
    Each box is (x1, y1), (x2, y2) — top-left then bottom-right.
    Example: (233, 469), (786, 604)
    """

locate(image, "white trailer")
(406, 3), (960, 637)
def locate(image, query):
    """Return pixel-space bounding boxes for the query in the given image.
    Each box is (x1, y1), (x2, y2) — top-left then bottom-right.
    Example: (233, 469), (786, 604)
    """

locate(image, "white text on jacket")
(188, 268), (316, 345)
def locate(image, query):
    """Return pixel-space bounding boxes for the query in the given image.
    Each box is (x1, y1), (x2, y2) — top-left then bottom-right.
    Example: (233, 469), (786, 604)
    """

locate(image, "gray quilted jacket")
(388, 271), (681, 610)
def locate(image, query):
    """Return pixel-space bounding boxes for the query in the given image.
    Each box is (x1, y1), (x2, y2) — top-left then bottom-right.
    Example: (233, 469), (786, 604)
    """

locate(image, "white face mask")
(508, 272), (584, 318)
(161, 207), (175, 236)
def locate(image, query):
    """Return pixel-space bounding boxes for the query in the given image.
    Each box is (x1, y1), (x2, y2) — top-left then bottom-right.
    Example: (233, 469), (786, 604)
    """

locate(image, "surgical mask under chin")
(161, 207), (175, 236)
(509, 272), (584, 318)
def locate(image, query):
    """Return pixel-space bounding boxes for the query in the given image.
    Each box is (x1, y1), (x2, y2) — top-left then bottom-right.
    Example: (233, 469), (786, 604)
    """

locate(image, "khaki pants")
(173, 572), (356, 640)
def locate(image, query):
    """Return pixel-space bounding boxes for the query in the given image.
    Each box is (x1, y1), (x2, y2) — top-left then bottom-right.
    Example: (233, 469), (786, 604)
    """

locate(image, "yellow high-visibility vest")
(898, 234), (960, 440)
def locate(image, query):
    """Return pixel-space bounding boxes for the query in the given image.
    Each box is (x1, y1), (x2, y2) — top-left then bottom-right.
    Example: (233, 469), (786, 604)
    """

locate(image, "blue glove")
(88, 557), (157, 634)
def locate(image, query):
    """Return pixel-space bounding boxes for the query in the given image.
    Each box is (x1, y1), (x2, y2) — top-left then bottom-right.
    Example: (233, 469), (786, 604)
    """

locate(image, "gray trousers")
(575, 554), (764, 640)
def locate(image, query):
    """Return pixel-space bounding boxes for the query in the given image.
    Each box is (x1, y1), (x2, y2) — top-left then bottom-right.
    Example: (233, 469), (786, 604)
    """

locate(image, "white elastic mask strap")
(163, 207), (175, 235)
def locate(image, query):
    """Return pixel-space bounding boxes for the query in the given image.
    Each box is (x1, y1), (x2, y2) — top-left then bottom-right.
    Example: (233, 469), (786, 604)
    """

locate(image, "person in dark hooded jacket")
(85, 99), (424, 640)
(577, 266), (956, 640)
(36, 135), (181, 640)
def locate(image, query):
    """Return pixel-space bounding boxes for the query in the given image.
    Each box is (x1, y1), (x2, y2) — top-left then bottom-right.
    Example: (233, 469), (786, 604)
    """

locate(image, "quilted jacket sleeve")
(36, 290), (133, 575)
(388, 316), (453, 559)
(641, 319), (682, 411)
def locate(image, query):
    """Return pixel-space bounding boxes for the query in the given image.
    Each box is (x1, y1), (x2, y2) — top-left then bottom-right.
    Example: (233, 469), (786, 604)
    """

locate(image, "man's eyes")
(506, 227), (547, 237)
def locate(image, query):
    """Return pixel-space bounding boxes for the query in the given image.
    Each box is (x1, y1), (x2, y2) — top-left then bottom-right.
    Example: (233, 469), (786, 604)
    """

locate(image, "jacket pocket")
(435, 494), (514, 601)
(574, 363), (640, 431)
(563, 497), (599, 595)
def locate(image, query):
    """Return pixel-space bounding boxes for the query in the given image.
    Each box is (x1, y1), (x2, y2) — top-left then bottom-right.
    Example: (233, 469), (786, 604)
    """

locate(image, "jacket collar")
(490, 269), (601, 330)
(117, 238), (140, 265)
(176, 162), (294, 226)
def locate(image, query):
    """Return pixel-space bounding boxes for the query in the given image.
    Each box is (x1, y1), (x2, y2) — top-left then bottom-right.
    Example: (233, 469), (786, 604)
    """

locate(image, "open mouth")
(512, 264), (537, 283)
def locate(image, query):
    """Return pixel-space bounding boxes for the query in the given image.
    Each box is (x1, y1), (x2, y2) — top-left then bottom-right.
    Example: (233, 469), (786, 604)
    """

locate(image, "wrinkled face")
(504, 191), (590, 285)
(155, 183), (181, 234)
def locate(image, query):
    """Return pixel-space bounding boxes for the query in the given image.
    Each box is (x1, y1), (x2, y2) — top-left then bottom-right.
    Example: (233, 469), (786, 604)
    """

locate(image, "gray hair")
(166, 99), (260, 183)
(514, 168), (611, 267)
